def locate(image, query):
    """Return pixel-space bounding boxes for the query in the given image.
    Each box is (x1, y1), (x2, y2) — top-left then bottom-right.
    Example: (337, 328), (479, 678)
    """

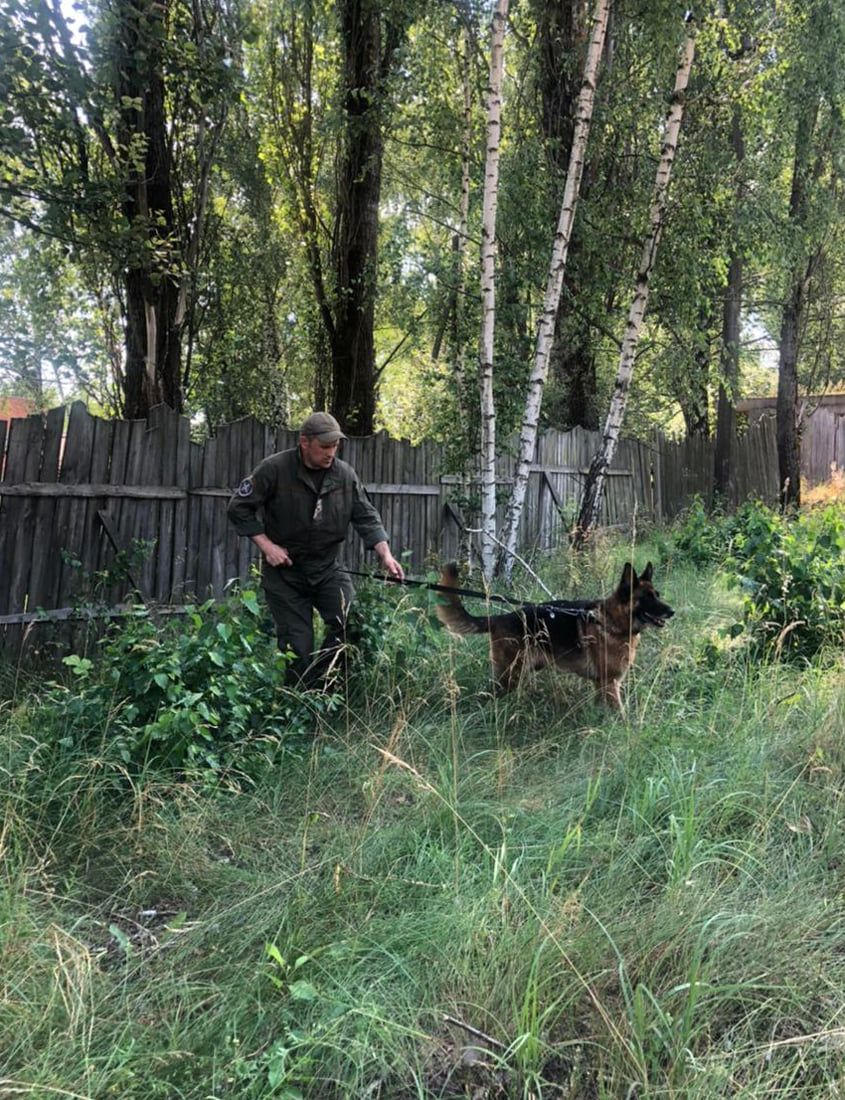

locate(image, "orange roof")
(0, 396), (36, 421)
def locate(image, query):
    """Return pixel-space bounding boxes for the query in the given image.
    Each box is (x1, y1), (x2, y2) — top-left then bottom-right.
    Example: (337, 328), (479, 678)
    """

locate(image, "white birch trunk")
(454, 25), (473, 432)
(573, 24), (696, 548)
(478, 0), (509, 580)
(455, 28), (474, 566)
(498, 0), (611, 576)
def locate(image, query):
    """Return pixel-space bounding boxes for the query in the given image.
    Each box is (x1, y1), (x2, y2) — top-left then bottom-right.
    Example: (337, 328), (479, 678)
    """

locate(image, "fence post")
(652, 430), (663, 525)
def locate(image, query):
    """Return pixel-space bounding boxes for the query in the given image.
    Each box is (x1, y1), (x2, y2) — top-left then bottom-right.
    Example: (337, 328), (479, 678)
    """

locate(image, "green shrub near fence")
(45, 590), (321, 777)
(674, 497), (845, 658)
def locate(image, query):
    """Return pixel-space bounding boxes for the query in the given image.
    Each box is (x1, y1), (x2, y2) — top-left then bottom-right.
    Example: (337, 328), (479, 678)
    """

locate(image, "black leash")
(341, 568), (526, 607)
(341, 568), (593, 618)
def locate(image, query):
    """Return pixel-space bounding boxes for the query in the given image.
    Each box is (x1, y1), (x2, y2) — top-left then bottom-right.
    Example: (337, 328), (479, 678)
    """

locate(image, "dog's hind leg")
(491, 637), (525, 695)
(595, 677), (624, 713)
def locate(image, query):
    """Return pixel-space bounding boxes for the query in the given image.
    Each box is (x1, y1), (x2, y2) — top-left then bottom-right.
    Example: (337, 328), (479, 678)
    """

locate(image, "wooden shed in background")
(736, 394), (845, 487)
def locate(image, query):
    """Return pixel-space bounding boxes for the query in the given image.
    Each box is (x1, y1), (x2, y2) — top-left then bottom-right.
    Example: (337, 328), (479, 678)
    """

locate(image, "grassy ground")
(3, 537), (845, 1099)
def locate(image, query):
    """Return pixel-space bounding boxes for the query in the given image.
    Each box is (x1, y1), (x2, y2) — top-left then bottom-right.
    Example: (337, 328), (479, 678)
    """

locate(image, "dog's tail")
(435, 562), (491, 636)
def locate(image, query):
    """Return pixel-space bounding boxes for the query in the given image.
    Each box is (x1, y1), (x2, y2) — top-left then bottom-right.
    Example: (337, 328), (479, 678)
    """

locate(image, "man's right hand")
(251, 534), (293, 568)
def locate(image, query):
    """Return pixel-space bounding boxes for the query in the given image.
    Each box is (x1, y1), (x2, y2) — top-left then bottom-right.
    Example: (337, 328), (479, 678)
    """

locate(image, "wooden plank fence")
(0, 403), (784, 658)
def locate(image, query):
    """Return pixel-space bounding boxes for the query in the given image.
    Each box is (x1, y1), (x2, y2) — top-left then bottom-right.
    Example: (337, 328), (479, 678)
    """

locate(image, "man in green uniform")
(227, 411), (404, 686)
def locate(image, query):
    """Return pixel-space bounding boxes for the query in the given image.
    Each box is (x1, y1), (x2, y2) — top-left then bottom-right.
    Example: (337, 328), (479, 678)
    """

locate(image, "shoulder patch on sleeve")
(236, 477), (255, 498)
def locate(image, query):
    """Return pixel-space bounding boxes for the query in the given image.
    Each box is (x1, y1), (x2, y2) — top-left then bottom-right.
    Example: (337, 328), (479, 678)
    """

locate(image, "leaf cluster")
(674, 495), (845, 658)
(45, 590), (323, 778)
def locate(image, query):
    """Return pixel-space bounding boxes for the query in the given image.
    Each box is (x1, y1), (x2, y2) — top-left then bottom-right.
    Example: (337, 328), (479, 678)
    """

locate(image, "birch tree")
(455, 28), (473, 430)
(478, 0), (509, 579)
(572, 20), (696, 549)
(497, 0), (610, 577)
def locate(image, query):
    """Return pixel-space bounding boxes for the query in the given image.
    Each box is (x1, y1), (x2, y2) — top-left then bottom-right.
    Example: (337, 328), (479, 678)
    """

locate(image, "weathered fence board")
(2, 415), (45, 661)
(185, 440), (204, 597)
(27, 406), (65, 616)
(835, 417), (845, 479)
(198, 433), (218, 600)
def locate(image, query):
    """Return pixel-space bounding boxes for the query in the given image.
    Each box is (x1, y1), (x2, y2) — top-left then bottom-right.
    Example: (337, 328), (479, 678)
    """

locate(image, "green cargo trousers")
(263, 566), (355, 688)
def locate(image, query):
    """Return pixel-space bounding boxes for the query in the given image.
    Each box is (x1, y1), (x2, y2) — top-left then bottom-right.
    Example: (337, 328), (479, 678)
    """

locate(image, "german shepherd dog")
(436, 561), (674, 710)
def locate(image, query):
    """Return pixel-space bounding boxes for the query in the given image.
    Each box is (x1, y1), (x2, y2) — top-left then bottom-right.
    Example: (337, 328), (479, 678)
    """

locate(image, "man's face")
(300, 434), (339, 470)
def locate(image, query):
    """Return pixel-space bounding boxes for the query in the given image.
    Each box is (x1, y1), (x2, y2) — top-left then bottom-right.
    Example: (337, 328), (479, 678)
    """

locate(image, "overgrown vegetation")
(52, 589), (311, 776)
(3, 535), (845, 1098)
(27, 579), (413, 781)
(674, 496), (845, 658)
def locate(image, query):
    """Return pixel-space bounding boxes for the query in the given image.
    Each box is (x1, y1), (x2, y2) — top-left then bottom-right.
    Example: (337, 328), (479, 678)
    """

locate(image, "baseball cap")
(300, 411), (346, 444)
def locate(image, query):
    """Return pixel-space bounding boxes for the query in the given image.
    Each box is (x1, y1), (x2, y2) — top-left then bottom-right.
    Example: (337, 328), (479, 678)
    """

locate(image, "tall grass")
(3, 539), (845, 1098)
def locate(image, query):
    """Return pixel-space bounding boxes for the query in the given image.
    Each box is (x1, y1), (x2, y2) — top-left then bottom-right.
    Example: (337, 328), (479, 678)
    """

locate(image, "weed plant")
(3, 539), (845, 1098)
(674, 495), (845, 659)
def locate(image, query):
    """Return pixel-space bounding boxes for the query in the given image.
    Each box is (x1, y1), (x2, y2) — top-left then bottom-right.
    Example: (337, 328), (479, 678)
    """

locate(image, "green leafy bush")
(728, 502), (845, 659)
(674, 497), (845, 658)
(46, 589), (334, 777)
(673, 496), (729, 566)
(344, 575), (439, 692)
(345, 578), (397, 668)
(673, 496), (764, 568)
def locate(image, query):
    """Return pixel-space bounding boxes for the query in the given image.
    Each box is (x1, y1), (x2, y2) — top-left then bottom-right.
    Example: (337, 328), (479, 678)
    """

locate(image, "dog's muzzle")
(641, 607), (674, 628)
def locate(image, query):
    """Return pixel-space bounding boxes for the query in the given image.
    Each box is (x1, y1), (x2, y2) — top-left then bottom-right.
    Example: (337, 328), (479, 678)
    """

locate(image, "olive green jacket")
(227, 447), (388, 585)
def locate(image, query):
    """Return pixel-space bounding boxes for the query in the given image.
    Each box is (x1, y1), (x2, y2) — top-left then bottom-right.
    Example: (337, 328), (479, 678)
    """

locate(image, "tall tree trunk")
(547, 318), (598, 429)
(536, 0), (599, 430)
(776, 100), (819, 510)
(118, 0), (182, 419)
(573, 23), (695, 548)
(330, 0), (403, 435)
(498, 0), (610, 576)
(714, 252), (742, 497)
(478, 0), (509, 579)
(714, 108), (745, 500)
(777, 275), (803, 508)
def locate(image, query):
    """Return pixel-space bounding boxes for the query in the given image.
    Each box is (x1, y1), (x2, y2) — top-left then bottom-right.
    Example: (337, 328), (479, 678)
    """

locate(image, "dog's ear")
(618, 561), (637, 599)
(641, 561), (653, 583)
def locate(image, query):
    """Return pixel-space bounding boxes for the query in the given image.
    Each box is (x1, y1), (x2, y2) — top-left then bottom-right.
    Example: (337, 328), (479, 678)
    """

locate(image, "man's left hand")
(374, 542), (404, 580)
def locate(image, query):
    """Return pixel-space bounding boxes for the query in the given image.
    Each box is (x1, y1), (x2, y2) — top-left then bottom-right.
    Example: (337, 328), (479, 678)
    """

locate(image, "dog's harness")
(340, 569), (596, 619)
